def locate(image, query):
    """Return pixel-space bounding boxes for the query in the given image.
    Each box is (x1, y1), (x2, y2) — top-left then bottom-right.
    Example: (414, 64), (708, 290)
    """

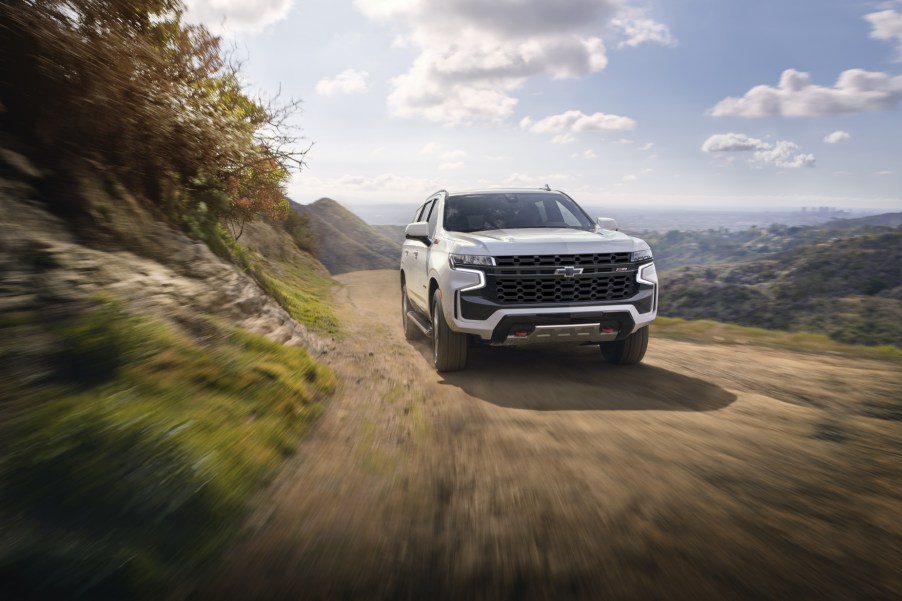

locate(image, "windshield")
(443, 192), (594, 233)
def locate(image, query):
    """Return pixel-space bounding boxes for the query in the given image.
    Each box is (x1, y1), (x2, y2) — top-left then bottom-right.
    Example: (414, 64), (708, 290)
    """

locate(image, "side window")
(412, 203), (426, 223)
(426, 199), (439, 237)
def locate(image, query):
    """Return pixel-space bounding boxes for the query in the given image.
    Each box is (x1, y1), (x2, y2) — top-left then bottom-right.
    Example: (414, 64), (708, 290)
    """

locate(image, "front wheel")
(432, 292), (467, 372)
(600, 326), (649, 365)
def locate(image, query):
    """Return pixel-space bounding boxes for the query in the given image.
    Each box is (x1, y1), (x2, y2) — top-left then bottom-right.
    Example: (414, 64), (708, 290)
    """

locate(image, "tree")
(0, 0), (309, 236)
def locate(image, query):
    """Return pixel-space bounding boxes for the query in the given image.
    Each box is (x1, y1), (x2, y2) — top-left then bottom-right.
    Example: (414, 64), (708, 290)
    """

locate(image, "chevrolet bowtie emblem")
(554, 266), (583, 278)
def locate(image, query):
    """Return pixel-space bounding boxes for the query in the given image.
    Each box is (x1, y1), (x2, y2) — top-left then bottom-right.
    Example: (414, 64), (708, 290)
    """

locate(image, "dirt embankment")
(0, 167), (327, 354)
(193, 270), (902, 601)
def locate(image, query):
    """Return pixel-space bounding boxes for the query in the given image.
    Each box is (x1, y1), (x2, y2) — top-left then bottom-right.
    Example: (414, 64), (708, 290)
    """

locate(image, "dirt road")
(194, 270), (902, 600)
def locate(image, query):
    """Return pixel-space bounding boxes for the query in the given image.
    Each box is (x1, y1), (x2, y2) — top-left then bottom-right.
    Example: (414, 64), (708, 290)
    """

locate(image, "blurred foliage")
(0, 300), (334, 599)
(0, 0), (310, 240)
(259, 260), (341, 336)
(196, 222), (339, 335)
(658, 230), (902, 347)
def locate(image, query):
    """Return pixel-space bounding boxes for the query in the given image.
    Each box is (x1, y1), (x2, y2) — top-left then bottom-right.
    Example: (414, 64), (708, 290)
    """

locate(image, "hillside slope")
(0, 150), (337, 598)
(291, 198), (399, 274)
(660, 232), (902, 346)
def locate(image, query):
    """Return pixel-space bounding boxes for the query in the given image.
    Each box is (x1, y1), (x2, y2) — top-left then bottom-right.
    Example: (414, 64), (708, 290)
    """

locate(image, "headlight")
(630, 246), (653, 262)
(450, 254), (495, 268)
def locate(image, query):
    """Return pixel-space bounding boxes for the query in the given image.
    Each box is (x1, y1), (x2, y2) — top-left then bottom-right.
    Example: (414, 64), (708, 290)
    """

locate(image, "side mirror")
(596, 217), (618, 231)
(405, 221), (431, 243)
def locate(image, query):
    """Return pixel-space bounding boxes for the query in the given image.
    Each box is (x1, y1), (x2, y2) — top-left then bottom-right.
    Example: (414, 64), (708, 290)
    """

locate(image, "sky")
(184, 0), (902, 211)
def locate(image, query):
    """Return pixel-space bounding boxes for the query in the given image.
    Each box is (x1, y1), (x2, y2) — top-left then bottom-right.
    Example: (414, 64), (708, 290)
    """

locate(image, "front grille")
(495, 274), (635, 303)
(496, 253), (630, 267)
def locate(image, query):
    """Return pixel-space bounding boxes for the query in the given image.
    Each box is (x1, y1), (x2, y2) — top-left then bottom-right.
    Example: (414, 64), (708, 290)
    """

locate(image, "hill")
(823, 211), (902, 229)
(641, 215), (900, 271)
(291, 198), (399, 274)
(660, 232), (902, 347)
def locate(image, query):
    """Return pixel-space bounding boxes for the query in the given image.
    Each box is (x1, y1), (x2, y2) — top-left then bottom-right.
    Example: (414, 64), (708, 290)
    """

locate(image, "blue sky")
(185, 0), (902, 209)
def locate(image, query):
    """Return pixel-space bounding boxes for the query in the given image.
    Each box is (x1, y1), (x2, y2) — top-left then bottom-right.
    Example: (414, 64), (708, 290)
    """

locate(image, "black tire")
(600, 326), (649, 365)
(401, 281), (416, 340)
(432, 292), (467, 372)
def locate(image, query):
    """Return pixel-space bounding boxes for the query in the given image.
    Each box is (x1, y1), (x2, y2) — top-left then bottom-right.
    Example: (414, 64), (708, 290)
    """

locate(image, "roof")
(443, 187), (565, 197)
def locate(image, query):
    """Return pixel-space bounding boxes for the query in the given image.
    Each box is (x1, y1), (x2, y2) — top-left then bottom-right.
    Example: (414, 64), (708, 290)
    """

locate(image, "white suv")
(400, 189), (658, 371)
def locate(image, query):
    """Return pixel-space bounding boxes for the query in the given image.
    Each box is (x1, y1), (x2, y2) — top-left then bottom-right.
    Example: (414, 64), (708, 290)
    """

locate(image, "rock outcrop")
(0, 152), (330, 356)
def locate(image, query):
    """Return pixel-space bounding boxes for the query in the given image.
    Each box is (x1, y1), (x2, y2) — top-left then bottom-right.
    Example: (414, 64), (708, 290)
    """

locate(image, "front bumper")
(443, 262), (658, 344)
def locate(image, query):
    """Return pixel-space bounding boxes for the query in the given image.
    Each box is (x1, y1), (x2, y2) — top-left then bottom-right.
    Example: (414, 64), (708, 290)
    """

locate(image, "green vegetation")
(201, 222), (339, 335)
(653, 317), (902, 362)
(261, 261), (340, 336)
(0, 300), (334, 599)
(0, 0), (310, 240)
(0, 2), (339, 598)
(656, 228), (902, 348)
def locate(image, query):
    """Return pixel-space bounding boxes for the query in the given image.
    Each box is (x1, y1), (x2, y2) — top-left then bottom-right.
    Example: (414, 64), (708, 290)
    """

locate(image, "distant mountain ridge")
(825, 212), (902, 229)
(290, 198), (399, 274)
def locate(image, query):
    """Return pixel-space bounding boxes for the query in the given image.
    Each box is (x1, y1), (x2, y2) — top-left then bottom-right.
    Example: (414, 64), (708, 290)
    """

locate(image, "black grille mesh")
(495, 275), (634, 303)
(495, 253), (630, 267)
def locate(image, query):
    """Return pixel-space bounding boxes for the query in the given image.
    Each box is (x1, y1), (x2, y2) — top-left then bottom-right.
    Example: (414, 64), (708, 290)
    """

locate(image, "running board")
(407, 311), (433, 337)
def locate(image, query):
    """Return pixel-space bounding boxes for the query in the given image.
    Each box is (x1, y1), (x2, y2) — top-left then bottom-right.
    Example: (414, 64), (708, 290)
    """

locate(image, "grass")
(0, 300), (334, 599)
(203, 223), (340, 336)
(260, 261), (341, 337)
(653, 316), (902, 362)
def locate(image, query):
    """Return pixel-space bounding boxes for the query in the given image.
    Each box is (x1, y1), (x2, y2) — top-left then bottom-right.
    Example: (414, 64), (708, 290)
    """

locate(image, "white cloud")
(702, 133), (815, 168)
(708, 69), (902, 117)
(315, 69), (370, 96)
(439, 161), (466, 170)
(183, 0), (293, 33)
(824, 130), (851, 144)
(521, 110), (636, 136)
(572, 149), (597, 159)
(639, 142), (654, 151)
(702, 133), (769, 152)
(612, 138), (634, 145)
(441, 149), (468, 160)
(612, 16), (676, 48)
(552, 133), (576, 144)
(753, 141), (815, 169)
(622, 174), (637, 182)
(865, 7), (902, 60)
(876, 170), (894, 175)
(356, 0), (672, 124)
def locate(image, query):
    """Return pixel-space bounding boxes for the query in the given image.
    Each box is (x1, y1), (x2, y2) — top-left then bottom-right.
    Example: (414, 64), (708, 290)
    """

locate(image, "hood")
(446, 227), (644, 256)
